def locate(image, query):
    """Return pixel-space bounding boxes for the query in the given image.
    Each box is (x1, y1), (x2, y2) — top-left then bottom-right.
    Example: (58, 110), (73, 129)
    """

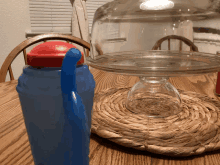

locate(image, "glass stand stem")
(126, 76), (182, 118)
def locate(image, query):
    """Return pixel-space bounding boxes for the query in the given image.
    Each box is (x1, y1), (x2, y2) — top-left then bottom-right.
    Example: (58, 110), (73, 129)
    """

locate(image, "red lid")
(27, 41), (84, 67)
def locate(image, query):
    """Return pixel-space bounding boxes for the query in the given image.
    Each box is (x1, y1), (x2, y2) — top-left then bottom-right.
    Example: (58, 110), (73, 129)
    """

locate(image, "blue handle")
(60, 48), (90, 165)
(61, 48), (81, 93)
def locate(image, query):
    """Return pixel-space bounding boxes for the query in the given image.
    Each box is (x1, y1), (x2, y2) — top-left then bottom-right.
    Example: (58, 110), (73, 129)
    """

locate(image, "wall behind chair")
(0, 0), (31, 82)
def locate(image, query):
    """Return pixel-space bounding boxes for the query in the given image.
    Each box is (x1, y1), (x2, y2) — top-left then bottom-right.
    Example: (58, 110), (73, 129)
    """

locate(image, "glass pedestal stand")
(126, 77), (182, 117)
(87, 50), (220, 118)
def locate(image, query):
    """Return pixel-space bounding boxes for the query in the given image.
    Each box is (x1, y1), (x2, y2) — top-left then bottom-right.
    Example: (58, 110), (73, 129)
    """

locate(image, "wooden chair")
(152, 35), (198, 52)
(0, 33), (90, 83)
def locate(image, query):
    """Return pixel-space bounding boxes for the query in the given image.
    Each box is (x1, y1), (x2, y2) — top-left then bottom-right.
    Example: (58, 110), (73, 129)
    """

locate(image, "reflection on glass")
(140, 0), (174, 10)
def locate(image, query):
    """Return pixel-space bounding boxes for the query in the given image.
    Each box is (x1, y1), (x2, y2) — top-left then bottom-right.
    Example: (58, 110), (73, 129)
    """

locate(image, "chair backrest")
(152, 35), (198, 52)
(0, 33), (90, 83)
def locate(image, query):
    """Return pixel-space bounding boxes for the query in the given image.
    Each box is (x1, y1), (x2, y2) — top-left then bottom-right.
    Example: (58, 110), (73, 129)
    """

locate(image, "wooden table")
(0, 68), (220, 165)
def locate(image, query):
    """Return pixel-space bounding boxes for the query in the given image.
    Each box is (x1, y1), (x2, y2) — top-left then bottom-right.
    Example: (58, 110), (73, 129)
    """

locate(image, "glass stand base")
(126, 77), (182, 118)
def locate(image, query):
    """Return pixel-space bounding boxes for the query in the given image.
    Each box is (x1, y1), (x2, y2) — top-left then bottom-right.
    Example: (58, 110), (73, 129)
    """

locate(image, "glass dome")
(87, 0), (220, 69)
(86, 0), (220, 118)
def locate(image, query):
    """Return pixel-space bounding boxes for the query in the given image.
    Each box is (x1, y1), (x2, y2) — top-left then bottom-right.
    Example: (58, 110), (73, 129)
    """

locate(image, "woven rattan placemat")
(91, 87), (220, 157)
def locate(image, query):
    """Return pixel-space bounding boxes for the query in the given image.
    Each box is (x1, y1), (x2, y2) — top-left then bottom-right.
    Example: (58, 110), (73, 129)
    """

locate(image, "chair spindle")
(168, 39), (170, 50)
(23, 49), (27, 65)
(179, 41), (182, 51)
(8, 65), (14, 80)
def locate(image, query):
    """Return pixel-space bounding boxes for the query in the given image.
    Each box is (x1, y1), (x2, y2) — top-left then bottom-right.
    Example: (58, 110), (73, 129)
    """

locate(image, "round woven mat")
(91, 88), (220, 157)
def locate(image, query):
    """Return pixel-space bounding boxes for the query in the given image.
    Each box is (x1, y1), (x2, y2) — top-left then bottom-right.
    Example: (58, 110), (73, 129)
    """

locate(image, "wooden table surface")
(0, 68), (220, 165)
